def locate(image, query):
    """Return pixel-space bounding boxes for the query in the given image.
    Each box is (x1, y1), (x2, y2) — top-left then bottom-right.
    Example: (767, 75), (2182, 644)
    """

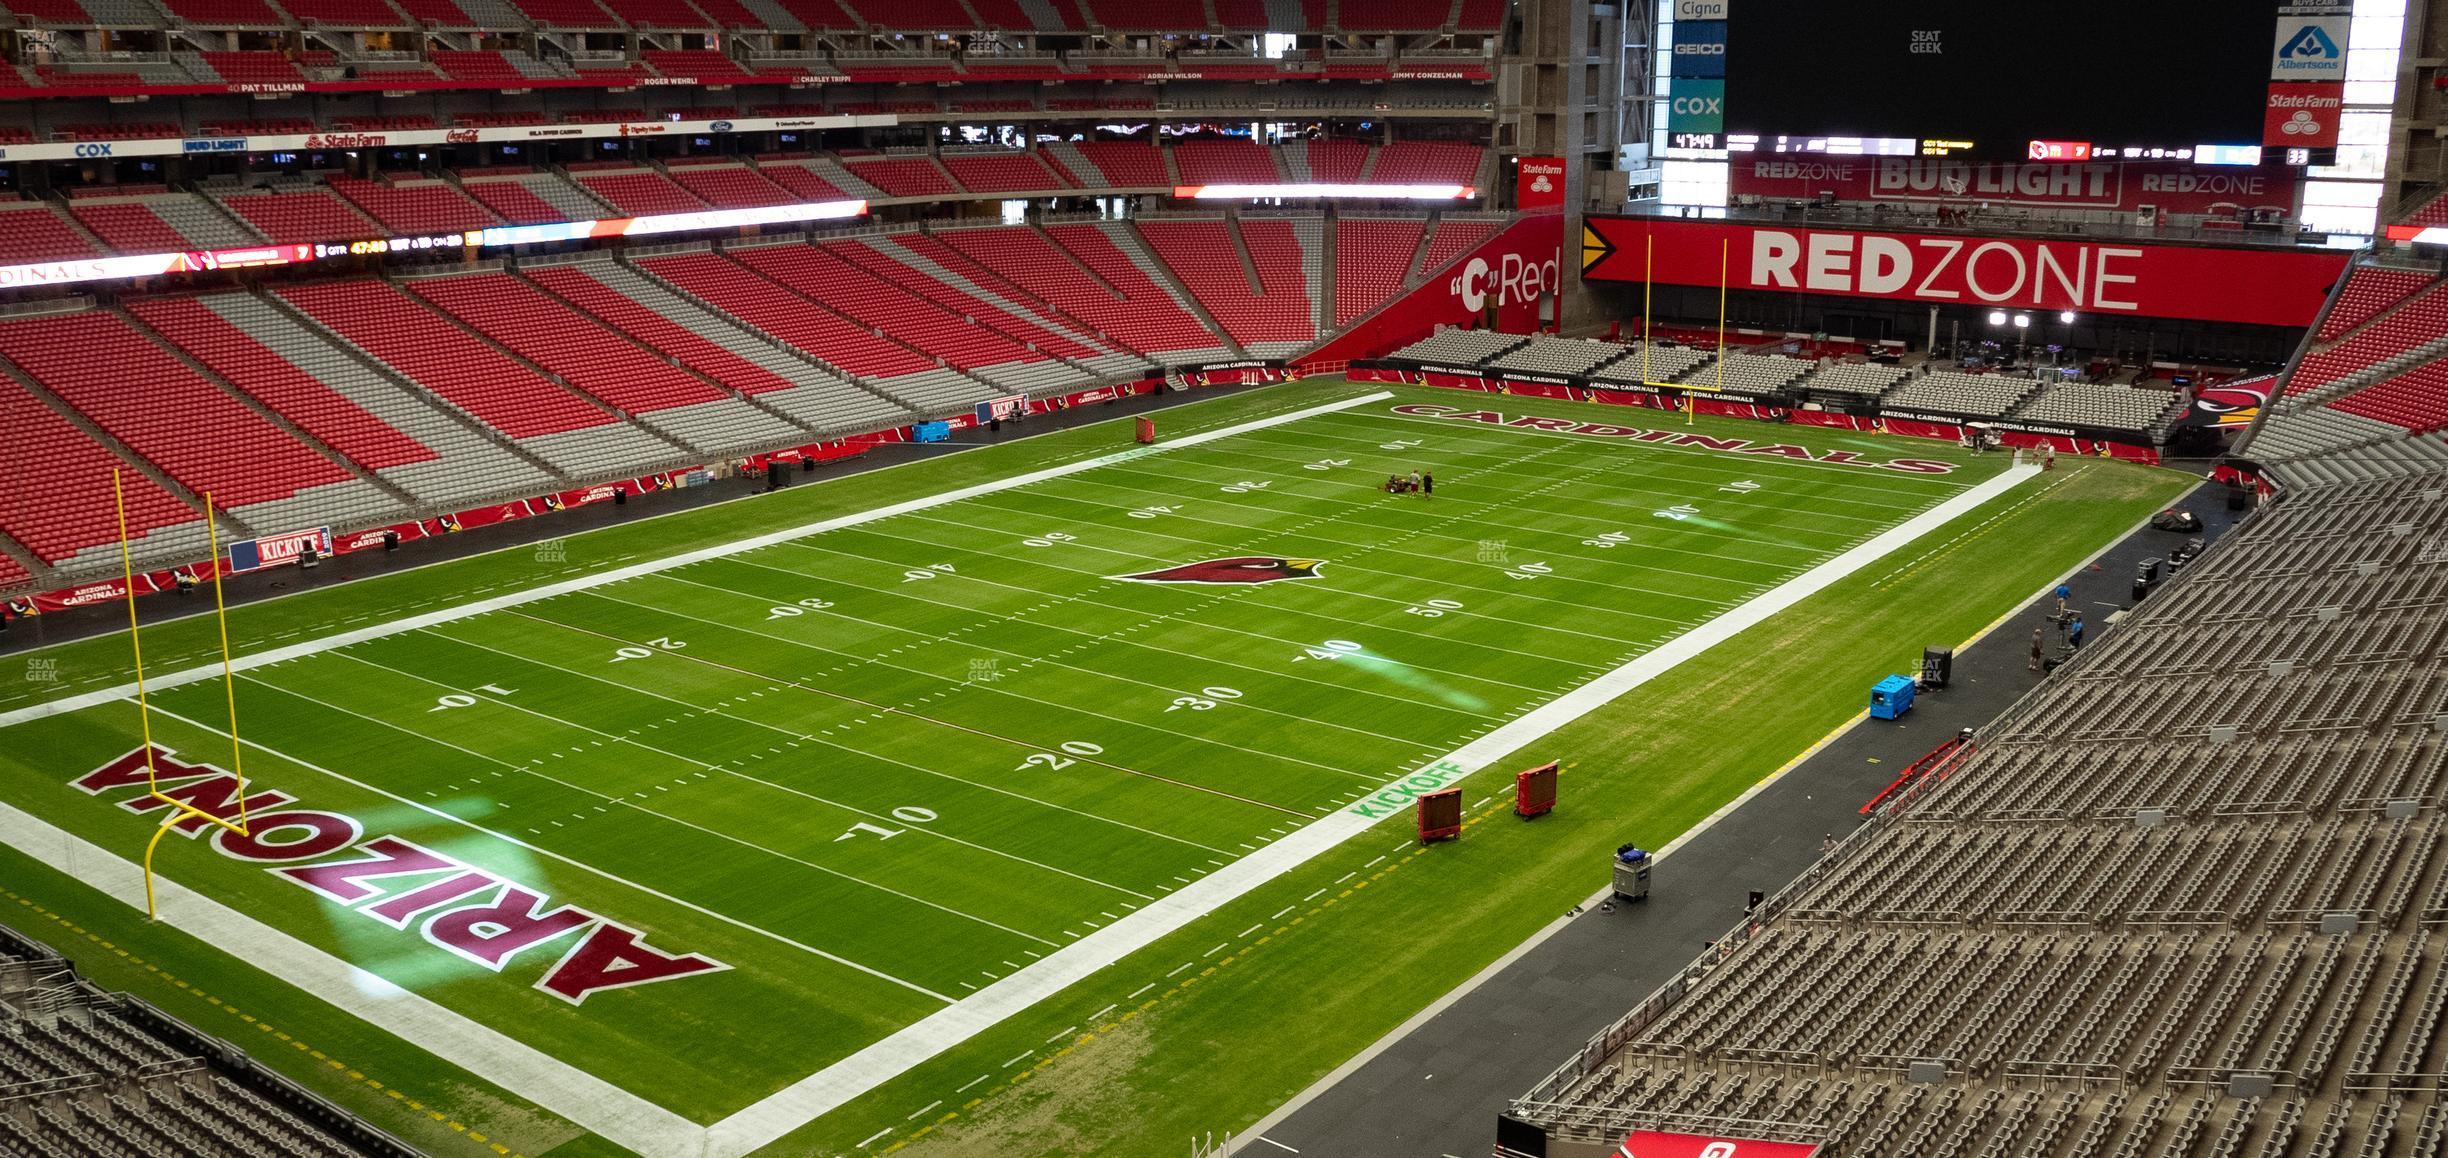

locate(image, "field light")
(1986, 310), (2008, 326)
(2013, 314), (2031, 329)
(2058, 310), (2077, 323)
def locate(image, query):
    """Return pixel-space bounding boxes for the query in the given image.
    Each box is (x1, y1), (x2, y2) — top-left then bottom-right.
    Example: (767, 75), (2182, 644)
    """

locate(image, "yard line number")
(1015, 740), (1106, 772)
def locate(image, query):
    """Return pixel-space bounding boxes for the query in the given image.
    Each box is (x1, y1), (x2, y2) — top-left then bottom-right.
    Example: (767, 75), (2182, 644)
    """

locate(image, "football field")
(0, 382), (2118, 1155)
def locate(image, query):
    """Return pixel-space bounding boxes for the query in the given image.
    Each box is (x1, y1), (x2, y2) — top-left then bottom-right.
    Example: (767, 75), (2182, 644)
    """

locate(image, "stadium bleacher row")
(1505, 278), (2448, 1158)
(1383, 328), (2186, 431)
(0, 210), (1494, 593)
(0, 141), (1487, 262)
(2244, 259), (2448, 469)
(0, 0), (1500, 33)
(0, 925), (405, 1157)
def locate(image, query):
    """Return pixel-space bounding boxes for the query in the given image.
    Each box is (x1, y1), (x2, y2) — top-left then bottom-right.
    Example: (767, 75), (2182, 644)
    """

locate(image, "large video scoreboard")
(1669, 1), (2349, 162)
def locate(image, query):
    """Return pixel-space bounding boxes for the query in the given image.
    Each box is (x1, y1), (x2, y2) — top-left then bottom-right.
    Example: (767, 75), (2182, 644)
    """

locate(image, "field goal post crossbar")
(113, 472), (256, 918)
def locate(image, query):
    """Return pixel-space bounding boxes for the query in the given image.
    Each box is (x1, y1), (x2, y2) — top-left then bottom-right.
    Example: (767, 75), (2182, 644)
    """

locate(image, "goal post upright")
(115, 478), (255, 919)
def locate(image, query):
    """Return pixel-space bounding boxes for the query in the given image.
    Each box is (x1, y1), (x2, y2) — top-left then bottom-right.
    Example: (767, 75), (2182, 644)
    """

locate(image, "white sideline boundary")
(0, 391), (1395, 733)
(702, 461), (2041, 1157)
(1231, 469), (2180, 1151)
(0, 401), (2036, 1158)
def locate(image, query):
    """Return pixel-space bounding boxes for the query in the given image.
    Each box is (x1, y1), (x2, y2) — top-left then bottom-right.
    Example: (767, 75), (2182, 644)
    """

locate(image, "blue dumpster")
(1870, 674), (1916, 720)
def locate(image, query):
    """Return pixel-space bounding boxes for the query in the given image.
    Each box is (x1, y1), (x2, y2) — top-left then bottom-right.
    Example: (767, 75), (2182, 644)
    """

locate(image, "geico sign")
(1670, 95), (1723, 115)
(1752, 230), (2142, 310)
(1451, 251), (1558, 312)
(1673, 43), (1726, 55)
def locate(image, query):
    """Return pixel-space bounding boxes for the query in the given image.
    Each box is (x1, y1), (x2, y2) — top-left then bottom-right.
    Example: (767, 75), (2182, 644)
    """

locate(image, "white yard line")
(700, 462), (2042, 1158)
(0, 391), (1395, 732)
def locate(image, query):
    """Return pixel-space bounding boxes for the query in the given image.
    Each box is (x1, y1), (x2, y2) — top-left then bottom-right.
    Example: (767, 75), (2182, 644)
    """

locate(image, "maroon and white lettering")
(66, 748), (728, 1004)
(1387, 406), (1959, 474)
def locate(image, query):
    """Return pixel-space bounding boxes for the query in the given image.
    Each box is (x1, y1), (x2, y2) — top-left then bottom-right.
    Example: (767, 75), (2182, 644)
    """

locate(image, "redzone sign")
(71, 747), (727, 1003)
(1581, 217), (2348, 328)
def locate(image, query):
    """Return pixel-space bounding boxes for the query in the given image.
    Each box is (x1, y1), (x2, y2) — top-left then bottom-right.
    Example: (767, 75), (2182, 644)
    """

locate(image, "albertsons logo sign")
(2271, 17), (2348, 79)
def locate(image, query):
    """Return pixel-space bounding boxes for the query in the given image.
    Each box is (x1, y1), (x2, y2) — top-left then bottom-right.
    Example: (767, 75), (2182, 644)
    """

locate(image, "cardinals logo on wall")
(1116, 557), (1326, 585)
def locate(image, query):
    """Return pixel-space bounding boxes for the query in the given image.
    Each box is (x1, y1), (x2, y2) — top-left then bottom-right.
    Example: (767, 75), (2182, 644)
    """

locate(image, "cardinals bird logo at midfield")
(1115, 556), (1326, 585)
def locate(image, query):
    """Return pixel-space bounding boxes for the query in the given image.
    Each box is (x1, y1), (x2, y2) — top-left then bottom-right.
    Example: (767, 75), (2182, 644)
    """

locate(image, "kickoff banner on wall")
(1578, 215), (2350, 328)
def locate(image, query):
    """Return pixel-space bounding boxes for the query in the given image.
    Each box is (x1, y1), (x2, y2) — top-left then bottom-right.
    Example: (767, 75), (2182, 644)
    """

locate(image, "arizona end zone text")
(1388, 405), (1961, 474)
(68, 746), (728, 1003)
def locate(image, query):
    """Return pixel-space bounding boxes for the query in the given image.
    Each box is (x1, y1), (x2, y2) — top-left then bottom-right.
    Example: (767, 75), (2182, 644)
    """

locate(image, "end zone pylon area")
(114, 471), (255, 918)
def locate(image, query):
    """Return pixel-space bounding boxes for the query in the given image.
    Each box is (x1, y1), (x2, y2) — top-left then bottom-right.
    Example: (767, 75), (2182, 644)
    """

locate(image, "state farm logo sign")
(1451, 250), (1558, 312)
(2264, 83), (2342, 147)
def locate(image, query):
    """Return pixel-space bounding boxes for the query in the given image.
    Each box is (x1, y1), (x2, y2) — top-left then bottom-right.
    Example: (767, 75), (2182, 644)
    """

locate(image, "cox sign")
(1452, 250), (1558, 313)
(1668, 80), (1725, 133)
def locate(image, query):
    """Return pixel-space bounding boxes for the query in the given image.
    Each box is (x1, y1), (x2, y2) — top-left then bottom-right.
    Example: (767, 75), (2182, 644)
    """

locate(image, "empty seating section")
(765, 0), (858, 25)
(471, 171), (606, 221)
(637, 249), (937, 381)
(1074, 0), (1199, 28)
(572, 169), (709, 216)
(329, 177), (499, 232)
(0, 202), (101, 261)
(1390, 326), (1525, 367)
(733, 243), (1030, 371)
(941, 150), (1065, 194)
(525, 263), (794, 395)
(1140, 218), (1314, 349)
(0, 0), (95, 21)
(687, 0), (766, 25)
(162, 0), (283, 22)
(1513, 326), (2448, 1156)
(65, 198), (192, 252)
(833, 0), (969, 28)
(1680, 351), (1808, 396)
(406, 272), (727, 414)
(1417, 215), (1497, 274)
(432, 49), (546, 82)
(756, 157), (857, 200)
(2292, 284), (2448, 394)
(2318, 266), (2432, 341)
(842, 156), (958, 198)
(1063, 140), (1169, 188)
(127, 296), (436, 475)
(1485, 335), (1626, 379)
(665, 160), (795, 207)
(1371, 141), (1483, 186)
(198, 50), (301, 83)
(0, 372), (200, 566)
(945, 225), (1224, 358)
(1304, 138), (1369, 182)
(276, 278), (613, 438)
(505, 0), (618, 24)
(1332, 217), (1421, 324)
(0, 311), (352, 513)
(2013, 382), (2179, 432)
(1881, 369), (2041, 420)
(1173, 138), (1284, 185)
(2330, 358), (2448, 433)
(274, 0), (413, 24)
(1335, 0), (1443, 28)
(1587, 341), (1707, 385)
(1800, 360), (1908, 400)
(219, 189), (377, 245)
(644, 51), (753, 81)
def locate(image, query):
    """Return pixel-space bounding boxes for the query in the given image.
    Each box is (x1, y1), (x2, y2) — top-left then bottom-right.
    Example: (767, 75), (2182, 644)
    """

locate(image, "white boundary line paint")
(0, 407), (2038, 1158)
(0, 798), (710, 1156)
(1232, 469), (2185, 1151)
(0, 391), (1396, 731)
(700, 462), (2041, 1157)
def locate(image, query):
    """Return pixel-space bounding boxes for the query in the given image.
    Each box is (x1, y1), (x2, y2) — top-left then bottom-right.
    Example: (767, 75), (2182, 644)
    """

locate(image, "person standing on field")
(2029, 627), (2045, 672)
(1421, 468), (1435, 498)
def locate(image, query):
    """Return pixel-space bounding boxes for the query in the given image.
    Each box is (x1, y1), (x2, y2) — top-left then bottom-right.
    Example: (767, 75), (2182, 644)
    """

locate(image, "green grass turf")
(0, 381), (2195, 1156)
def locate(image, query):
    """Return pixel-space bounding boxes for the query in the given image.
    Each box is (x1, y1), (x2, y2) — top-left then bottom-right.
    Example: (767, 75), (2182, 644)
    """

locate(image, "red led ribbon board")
(1579, 215), (2349, 329)
(1515, 761), (1558, 817)
(1618, 1130), (1822, 1158)
(1417, 787), (1463, 843)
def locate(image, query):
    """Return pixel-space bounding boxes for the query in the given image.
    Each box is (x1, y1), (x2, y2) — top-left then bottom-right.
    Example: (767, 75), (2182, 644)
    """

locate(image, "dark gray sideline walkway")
(1245, 471), (2240, 1158)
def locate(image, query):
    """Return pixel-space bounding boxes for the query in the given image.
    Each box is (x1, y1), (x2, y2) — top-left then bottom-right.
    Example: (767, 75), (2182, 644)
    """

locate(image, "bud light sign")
(229, 526), (333, 572)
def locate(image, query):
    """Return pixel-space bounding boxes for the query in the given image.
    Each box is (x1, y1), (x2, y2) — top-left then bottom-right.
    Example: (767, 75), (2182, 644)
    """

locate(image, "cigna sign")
(1580, 216), (2349, 328)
